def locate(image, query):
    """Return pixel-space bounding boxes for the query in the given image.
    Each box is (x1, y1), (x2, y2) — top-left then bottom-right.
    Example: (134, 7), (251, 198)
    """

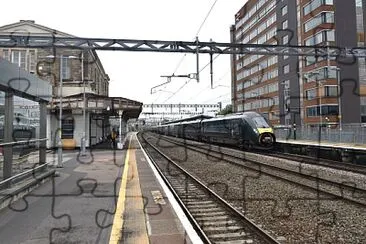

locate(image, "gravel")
(140, 132), (366, 243)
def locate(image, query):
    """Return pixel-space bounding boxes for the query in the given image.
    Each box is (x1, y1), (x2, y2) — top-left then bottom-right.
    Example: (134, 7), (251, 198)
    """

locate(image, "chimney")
(20, 20), (35, 23)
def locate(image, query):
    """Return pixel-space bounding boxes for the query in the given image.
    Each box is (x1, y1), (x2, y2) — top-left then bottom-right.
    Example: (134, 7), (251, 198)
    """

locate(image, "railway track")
(140, 133), (280, 244)
(262, 150), (366, 175)
(148, 132), (366, 208)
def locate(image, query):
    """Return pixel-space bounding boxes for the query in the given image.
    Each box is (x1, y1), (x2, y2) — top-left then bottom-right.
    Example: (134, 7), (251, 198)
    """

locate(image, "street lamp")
(80, 51), (87, 156)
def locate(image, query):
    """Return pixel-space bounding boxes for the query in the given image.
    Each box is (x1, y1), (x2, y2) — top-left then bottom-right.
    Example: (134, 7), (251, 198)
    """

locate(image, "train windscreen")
(252, 116), (270, 128)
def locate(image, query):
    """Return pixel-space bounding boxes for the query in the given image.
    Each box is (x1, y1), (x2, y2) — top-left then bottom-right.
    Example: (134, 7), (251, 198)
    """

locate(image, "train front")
(249, 114), (276, 148)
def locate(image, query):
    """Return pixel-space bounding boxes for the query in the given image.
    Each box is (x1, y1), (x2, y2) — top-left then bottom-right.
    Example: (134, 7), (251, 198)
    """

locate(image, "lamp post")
(45, 54), (78, 167)
(81, 51), (87, 156)
(58, 55), (63, 167)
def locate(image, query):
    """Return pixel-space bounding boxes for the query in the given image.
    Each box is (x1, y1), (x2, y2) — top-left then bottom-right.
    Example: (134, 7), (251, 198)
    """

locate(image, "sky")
(1, 0), (247, 107)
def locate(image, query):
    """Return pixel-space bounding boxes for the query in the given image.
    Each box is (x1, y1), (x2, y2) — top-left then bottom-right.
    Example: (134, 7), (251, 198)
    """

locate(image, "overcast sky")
(1, 0), (247, 106)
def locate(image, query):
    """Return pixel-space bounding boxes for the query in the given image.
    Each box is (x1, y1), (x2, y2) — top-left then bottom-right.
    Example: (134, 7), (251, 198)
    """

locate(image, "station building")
(0, 20), (142, 149)
(231, 0), (366, 127)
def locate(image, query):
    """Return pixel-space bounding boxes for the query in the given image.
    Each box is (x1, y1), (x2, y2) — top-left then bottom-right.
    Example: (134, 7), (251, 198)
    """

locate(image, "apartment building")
(232, 0), (366, 127)
(231, 0), (300, 126)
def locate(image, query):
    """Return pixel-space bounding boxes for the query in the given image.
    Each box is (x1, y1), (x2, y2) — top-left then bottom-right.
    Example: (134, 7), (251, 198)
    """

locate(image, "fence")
(274, 124), (366, 145)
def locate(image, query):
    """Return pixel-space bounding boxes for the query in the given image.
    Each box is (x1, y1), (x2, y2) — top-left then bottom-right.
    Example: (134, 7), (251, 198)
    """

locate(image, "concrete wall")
(72, 113), (90, 148)
(46, 112), (90, 149)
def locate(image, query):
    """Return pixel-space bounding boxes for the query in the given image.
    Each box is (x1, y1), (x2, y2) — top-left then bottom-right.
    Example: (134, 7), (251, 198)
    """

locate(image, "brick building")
(231, 0), (366, 127)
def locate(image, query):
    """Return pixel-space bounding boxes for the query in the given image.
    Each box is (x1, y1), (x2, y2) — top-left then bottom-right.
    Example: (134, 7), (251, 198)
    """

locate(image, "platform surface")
(0, 132), (199, 243)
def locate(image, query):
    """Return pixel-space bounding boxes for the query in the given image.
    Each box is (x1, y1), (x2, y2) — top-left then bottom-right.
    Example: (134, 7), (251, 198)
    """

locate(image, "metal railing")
(0, 162), (50, 190)
(0, 138), (49, 185)
(274, 124), (366, 145)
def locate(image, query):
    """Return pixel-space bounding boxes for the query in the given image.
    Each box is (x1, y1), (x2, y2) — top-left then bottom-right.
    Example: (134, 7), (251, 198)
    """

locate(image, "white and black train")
(150, 112), (276, 150)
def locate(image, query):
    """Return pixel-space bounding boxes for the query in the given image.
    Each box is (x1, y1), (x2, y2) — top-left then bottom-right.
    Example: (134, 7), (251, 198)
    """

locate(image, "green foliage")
(217, 104), (232, 115)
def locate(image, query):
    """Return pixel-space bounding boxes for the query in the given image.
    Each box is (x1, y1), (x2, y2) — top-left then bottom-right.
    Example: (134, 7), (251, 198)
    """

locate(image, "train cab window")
(252, 117), (270, 128)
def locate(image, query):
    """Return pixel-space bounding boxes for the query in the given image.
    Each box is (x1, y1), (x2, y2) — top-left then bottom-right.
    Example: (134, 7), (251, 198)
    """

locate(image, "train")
(149, 111), (276, 150)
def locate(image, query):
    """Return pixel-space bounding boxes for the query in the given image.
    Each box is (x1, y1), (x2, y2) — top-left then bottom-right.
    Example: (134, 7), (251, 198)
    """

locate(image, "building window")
(3, 49), (10, 60)
(282, 5), (288, 16)
(304, 12), (334, 32)
(324, 85), (338, 97)
(321, 105), (339, 115)
(282, 35), (289, 44)
(283, 64), (290, 74)
(304, 66), (337, 82)
(307, 106), (319, 117)
(2, 49), (37, 72)
(305, 30), (335, 45)
(61, 58), (71, 80)
(237, 82), (243, 91)
(237, 104), (243, 112)
(307, 105), (338, 116)
(306, 89), (317, 100)
(304, 0), (334, 16)
(62, 117), (74, 139)
(282, 20), (288, 29)
(12, 50), (27, 69)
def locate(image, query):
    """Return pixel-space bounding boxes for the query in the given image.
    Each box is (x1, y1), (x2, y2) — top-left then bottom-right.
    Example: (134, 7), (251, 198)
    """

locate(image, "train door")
(230, 119), (241, 145)
(241, 118), (251, 142)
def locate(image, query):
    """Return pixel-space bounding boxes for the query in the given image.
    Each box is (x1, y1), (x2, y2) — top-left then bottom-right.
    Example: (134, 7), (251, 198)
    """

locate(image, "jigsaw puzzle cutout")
(1, 15), (365, 243)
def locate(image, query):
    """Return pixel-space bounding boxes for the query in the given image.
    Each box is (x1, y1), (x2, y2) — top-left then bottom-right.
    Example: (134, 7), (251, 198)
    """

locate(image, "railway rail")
(149, 132), (366, 208)
(262, 150), (366, 175)
(139, 133), (280, 244)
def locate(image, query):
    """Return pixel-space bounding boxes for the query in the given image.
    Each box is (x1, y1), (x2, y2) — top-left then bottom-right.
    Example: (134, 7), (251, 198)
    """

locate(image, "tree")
(217, 104), (232, 115)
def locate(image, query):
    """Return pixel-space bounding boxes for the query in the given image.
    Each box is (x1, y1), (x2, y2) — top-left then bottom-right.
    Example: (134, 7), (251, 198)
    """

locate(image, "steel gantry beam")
(0, 35), (365, 57)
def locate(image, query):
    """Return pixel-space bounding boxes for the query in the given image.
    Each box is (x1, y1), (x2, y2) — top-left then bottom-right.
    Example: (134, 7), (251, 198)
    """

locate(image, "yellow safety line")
(109, 136), (131, 244)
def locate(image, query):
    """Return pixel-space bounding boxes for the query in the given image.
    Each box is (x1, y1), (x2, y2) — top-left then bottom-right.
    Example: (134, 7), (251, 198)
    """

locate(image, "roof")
(0, 20), (75, 37)
(64, 92), (142, 104)
(0, 20), (109, 80)
(0, 57), (52, 102)
(54, 92), (143, 120)
(201, 112), (262, 122)
(162, 115), (213, 125)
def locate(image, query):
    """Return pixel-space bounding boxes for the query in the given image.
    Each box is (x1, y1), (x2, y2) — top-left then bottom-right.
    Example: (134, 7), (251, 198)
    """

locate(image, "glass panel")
(12, 95), (40, 177)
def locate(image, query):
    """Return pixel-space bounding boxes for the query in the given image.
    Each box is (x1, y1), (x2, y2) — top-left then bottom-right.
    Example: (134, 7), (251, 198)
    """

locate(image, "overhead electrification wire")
(172, 0), (219, 75)
(202, 92), (231, 103)
(187, 69), (230, 101)
(159, 0), (220, 103)
(163, 0), (282, 104)
(195, 0), (219, 37)
(162, 78), (193, 103)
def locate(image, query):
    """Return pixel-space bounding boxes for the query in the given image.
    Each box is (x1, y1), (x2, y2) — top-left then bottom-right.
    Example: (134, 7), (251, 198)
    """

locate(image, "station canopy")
(51, 92), (143, 120)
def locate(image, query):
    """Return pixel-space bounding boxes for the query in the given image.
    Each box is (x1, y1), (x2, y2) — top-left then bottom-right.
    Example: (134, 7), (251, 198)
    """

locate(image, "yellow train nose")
(257, 128), (273, 134)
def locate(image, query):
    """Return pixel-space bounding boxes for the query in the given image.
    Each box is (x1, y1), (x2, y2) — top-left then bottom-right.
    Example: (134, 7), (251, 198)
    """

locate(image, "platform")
(0, 132), (201, 244)
(277, 138), (366, 151)
(113, 133), (199, 244)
